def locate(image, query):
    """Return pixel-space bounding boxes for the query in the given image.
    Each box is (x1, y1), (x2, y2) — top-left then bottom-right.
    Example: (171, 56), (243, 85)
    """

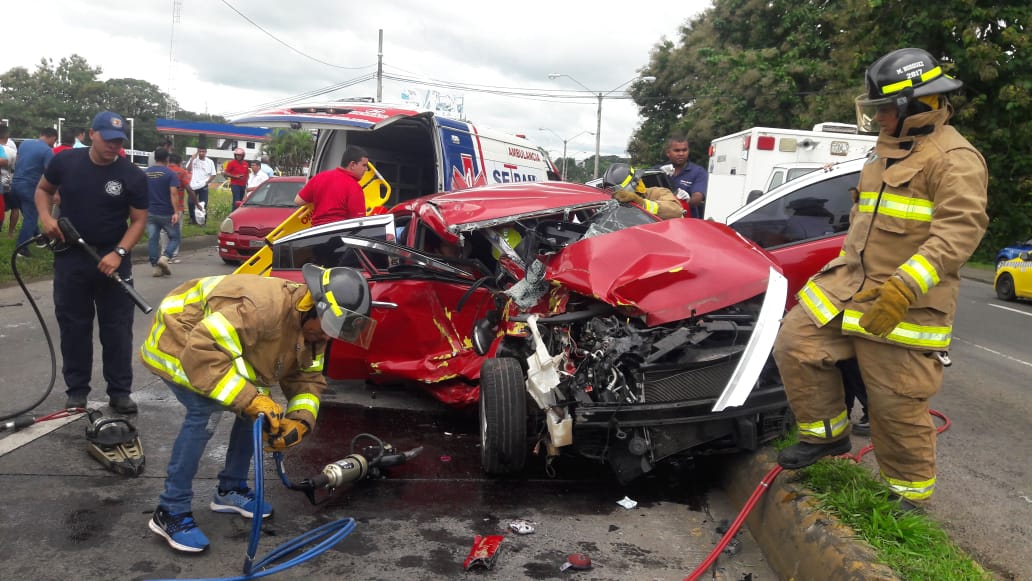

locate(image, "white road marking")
(952, 337), (1032, 369)
(0, 411), (87, 457)
(988, 303), (1032, 318)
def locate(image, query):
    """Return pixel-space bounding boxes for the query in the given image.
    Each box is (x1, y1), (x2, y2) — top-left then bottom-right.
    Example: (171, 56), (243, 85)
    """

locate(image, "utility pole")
(376, 29), (383, 102)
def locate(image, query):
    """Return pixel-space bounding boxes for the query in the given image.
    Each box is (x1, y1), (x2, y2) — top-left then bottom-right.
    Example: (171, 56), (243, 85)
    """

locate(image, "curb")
(722, 448), (899, 581)
(129, 233), (218, 264)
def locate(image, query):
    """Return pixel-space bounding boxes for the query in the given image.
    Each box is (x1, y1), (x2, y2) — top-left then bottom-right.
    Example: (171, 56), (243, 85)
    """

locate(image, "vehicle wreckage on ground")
(267, 181), (792, 482)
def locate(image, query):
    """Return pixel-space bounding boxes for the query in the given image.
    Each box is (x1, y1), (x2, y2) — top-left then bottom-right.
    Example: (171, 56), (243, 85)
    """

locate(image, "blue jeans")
(159, 380), (254, 513)
(14, 184), (39, 249)
(231, 184), (245, 207)
(146, 214), (181, 265)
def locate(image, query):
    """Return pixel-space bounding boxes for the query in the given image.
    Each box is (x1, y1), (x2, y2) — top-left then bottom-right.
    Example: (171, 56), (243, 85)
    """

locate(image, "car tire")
(479, 357), (527, 475)
(995, 272), (1016, 301)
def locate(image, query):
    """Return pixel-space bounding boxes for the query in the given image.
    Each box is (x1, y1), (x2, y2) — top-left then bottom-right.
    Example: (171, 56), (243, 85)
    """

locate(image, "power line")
(219, 0), (374, 70)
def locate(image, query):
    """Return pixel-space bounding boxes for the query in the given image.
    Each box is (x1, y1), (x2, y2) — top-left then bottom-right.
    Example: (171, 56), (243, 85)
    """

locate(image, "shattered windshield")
(581, 203), (656, 239)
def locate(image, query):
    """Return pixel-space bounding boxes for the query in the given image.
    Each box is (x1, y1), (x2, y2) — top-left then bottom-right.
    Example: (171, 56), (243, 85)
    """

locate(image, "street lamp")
(538, 128), (594, 181)
(126, 117), (135, 153)
(57, 117), (65, 138)
(548, 73), (656, 179)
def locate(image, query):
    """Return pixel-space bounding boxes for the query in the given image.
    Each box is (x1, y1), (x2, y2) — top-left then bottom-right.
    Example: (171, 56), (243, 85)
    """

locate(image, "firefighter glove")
(265, 418), (311, 451)
(243, 394), (283, 434)
(613, 189), (642, 205)
(854, 276), (916, 337)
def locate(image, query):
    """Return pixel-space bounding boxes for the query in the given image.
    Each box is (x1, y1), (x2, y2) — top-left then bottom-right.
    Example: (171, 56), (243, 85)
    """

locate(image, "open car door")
(270, 222), (496, 406)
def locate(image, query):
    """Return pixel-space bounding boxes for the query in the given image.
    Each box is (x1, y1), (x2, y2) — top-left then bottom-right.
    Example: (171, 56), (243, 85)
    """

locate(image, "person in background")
(185, 146), (217, 225)
(656, 134), (708, 218)
(141, 264), (374, 553)
(294, 145), (369, 226)
(1, 125), (18, 237)
(11, 127), (58, 257)
(260, 155), (275, 178)
(246, 159), (269, 195)
(224, 147), (249, 206)
(53, 130), (76, 155)
(773, 48), (988, 510)
(167, 153), (196, 263)
(144, 147), (181, 277)
(73, 128), (88, 148)
(35, 111), (148, 414)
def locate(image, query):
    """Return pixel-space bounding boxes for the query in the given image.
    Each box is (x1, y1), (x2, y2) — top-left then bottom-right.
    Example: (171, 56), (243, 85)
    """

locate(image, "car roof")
(725, 157), (865, 224)
(401, 181), (612, 230)
(265, 175), (306, 182)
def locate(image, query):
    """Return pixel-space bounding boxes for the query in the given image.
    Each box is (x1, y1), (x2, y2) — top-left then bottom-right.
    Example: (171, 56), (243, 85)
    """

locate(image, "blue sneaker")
(149, 506), (209, 553)
(210, 488), (273, 518)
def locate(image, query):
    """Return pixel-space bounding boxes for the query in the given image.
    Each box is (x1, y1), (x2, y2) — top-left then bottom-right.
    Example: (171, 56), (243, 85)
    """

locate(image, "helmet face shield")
(854, 93), (903, 134)
(317, 301), (377, 348)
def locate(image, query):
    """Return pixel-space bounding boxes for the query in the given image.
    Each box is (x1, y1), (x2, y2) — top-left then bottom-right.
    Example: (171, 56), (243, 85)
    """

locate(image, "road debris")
(616, 496), (638, 509)
(559, 552), (592, 572)
(463, 535), (504, 570)
(509, 519), (535, 535)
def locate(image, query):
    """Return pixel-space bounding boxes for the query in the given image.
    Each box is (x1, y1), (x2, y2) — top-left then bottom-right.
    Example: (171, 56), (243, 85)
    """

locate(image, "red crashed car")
(269, 181), (792, 482)
(217, 176), (305, 264)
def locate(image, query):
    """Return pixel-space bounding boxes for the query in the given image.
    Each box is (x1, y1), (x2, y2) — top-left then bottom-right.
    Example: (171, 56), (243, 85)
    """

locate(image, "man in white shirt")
(246, 160), (269, 195)
(184, 147), (217, 225)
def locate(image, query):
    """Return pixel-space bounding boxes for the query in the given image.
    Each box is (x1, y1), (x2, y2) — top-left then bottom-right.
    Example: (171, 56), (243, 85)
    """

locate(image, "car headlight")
(219, 217), (234, 234)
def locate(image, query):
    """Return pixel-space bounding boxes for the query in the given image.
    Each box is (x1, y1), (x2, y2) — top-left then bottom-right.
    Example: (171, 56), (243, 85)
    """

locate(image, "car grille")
(643, 358), (739, 402)
(239, 226), (273, 238)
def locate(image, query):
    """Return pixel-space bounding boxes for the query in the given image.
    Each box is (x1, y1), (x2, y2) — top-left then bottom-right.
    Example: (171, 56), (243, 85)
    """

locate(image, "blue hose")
(149, 414), (356, 580)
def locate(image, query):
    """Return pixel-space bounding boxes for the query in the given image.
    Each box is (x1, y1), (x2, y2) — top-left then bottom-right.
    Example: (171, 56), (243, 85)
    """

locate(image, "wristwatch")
(114, 246), (128, 258)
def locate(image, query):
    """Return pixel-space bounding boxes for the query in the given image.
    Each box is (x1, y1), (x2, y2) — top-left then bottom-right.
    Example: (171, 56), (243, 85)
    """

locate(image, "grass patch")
(0, 187), (231, 286)
(800, 460), (990, 580)
(774, 426), (990, 580)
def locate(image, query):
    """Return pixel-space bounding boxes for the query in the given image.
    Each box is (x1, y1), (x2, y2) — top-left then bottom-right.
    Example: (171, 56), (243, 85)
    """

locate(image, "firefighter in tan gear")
(601, 163), (686, 219)
(773, 48), (988, 507)
(142, 265), (375, 553)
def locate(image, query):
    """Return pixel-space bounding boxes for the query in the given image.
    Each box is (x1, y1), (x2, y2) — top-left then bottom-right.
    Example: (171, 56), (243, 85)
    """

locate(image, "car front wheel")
(479, 357), (527, 475)
(995, 273), (1016, 301)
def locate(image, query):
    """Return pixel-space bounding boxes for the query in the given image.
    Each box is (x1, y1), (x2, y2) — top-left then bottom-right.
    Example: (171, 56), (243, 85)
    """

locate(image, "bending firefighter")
(601, 163), (685, 219)
(774, 48), (988, 508)
(140, 265), (375, 553)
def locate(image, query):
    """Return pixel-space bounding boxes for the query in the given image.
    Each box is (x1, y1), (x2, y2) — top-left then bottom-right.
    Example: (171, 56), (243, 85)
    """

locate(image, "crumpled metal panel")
(545, 219), (779, 325)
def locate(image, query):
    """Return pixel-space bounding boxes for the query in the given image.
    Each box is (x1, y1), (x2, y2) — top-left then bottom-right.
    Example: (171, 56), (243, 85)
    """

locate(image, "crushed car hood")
(545, 219), (779, 325)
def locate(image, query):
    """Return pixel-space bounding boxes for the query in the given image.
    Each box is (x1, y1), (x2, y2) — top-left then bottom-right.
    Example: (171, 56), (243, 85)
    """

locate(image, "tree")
(632, 0), (1032, 259)
(264, 129), (315, 176)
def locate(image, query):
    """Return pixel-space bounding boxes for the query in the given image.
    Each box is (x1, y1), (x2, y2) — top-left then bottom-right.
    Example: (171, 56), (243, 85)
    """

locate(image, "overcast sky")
(3, 1), (711, 160)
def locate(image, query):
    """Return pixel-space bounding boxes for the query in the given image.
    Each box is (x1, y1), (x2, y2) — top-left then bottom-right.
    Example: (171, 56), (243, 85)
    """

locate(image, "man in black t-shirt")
(36, 111), (149, 414)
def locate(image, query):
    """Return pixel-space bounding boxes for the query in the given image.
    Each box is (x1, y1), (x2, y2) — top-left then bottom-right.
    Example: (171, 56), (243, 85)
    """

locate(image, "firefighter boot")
(777, 438), (852, 469)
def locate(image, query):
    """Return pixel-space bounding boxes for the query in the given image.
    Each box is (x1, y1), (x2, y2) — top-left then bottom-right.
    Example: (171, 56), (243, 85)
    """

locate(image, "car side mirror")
(471, 311), (500, 356)
(746, 189), (764, 203)
(1020, 251), (1031, 261)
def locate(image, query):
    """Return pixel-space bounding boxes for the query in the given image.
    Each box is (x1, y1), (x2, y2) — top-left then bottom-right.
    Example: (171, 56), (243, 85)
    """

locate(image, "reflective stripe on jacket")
(140, 274), (326, 426)
(796, 106), (988, 349)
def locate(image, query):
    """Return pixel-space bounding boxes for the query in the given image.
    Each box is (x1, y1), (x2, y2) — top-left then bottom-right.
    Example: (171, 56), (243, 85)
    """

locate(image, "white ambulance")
(230, 101), (558, 206)
(705, 123), (875, 222)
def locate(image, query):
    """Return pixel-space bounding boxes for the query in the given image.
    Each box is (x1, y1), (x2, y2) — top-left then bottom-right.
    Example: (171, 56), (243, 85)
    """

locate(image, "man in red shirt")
(224, 148), (250, 206)
(294, 146), (368, 226)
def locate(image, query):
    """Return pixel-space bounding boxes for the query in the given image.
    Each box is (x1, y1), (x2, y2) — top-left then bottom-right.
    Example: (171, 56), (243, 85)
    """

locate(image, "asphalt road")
(914, 277), (1032, 581)
(0, 244), (775, 580)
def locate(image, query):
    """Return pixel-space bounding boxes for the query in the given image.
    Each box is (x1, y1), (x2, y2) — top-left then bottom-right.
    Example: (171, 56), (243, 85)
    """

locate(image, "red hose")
(684, 408), (950, 580)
